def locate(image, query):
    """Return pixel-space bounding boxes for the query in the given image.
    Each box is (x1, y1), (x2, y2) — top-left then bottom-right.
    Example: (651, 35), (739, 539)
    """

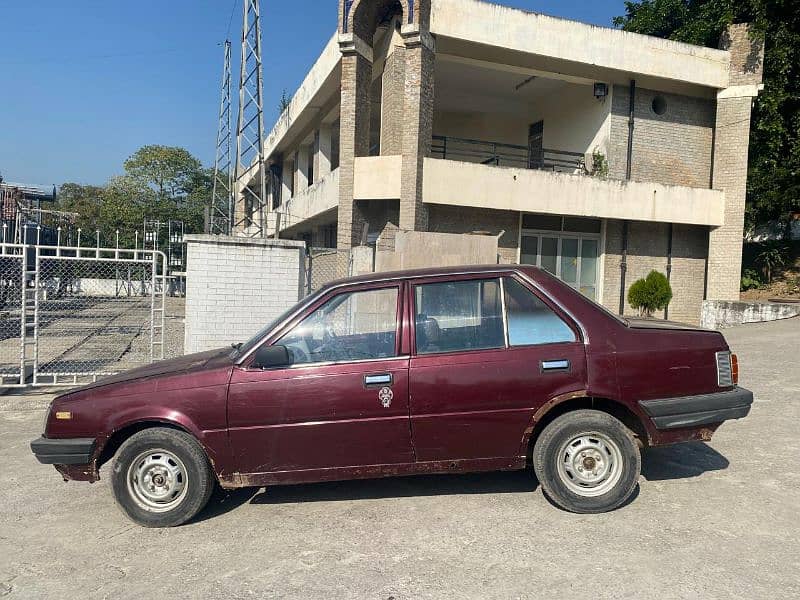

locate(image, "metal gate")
(0, 240), (167, 387)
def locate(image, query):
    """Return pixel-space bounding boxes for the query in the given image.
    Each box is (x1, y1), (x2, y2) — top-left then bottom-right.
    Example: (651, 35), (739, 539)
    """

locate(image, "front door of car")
(409, 275), (586, 462)
(227, 283), (413, 475)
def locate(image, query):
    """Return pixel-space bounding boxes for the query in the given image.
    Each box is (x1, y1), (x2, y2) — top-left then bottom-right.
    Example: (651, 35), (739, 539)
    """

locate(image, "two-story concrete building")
(235, 0), (763, 323)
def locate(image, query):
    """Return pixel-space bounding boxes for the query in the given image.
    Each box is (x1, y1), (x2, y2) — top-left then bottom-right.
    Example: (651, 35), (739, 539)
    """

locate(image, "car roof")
(321, 264), (537, 289)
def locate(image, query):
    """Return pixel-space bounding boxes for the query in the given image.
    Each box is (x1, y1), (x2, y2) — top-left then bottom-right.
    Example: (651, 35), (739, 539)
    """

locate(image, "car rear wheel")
(111, 428), (215, 527)
(533, 410), (641, 513)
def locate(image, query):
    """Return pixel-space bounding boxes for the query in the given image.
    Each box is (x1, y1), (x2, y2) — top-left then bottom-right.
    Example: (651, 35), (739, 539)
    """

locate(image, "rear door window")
(503, 277), (575, 346)
(414, 279), (504, 354)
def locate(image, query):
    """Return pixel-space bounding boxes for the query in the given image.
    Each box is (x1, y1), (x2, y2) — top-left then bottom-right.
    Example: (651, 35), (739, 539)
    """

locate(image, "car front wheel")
(111, 428), (215, 527)
(533, 409), (641, 513)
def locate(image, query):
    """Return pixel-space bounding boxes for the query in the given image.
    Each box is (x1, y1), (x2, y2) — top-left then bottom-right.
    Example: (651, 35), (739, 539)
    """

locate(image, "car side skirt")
(218, 456), (528, 489)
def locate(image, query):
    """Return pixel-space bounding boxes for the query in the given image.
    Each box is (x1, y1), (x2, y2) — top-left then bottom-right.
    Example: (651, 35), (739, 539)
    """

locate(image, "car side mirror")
(251, 345), (292, 370)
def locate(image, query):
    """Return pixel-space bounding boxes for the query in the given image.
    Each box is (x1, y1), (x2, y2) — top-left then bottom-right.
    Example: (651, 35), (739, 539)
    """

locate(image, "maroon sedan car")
(31, 266), (752, 527)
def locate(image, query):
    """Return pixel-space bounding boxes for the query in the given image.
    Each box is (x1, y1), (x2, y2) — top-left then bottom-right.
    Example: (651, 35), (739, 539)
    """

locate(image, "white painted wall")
(434, 81), (612, 158)
(423, 158), (725, 227)
(184, 235), (306, 354)
(280, 168), (340, 232)
(353, 156), (402, 199)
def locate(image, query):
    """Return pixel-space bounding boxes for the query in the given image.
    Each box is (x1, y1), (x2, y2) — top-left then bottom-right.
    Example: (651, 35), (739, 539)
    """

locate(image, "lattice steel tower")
(233, 0), (267, 237)
(210, 40), (233, 235)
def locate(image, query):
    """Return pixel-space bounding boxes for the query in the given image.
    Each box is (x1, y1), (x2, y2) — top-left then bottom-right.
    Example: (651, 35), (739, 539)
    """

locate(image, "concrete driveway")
(1, 318), (798, 599)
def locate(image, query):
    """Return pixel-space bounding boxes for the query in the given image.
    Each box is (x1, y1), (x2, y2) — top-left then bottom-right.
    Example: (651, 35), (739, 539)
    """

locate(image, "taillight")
(731, 353), (739, 385)
(716, 351), (734, 387)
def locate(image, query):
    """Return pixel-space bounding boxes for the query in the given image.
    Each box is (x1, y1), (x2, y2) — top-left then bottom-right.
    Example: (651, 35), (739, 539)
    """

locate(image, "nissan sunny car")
(32, 265), (753, 527)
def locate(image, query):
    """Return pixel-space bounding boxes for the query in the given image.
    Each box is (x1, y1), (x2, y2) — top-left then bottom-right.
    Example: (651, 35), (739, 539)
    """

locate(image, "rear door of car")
(227, 281), (413, 474)
(408, 273), (587, 462)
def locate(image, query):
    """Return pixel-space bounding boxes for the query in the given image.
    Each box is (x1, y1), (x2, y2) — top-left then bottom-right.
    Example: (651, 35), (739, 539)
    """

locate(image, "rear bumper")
(639, 388), (753, 430)
(30, 437), (96, 465)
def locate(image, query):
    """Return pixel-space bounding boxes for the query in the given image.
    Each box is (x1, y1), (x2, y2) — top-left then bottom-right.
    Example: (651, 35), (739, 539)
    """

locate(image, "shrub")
(740, 268), (763, 292)
(628, 270), (673, 317)
(754, 242), (788, 283)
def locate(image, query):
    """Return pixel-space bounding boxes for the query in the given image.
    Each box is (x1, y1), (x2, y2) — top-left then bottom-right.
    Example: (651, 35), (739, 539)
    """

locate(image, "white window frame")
(517, 218), (602, 301)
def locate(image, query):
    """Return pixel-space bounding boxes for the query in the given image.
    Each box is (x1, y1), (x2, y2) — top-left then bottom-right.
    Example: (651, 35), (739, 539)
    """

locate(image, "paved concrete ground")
(1, 318), (798, 599)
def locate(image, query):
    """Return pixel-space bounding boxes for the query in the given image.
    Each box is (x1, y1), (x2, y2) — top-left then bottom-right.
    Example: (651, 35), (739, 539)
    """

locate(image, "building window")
(652, 95), (667, 116)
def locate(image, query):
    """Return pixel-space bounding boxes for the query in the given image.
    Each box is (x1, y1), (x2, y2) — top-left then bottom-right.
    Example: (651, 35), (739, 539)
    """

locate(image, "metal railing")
(430, 135), (587, 174)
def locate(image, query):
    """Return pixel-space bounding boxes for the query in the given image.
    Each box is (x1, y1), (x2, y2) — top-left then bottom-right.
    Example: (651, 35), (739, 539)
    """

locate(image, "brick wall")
(184, 235), (305, 354)
(608, 85), (715, 188)
(602, 220), (708, 324)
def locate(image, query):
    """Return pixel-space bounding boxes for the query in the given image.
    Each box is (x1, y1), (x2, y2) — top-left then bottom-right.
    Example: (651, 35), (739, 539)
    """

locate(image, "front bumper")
(30, 437), (96, 465)
(639, 387), (753, 430)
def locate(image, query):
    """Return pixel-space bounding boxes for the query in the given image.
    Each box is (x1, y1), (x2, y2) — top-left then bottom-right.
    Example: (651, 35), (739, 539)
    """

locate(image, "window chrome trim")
(499, 276), (510, 348)
(242, 355), (411, 372)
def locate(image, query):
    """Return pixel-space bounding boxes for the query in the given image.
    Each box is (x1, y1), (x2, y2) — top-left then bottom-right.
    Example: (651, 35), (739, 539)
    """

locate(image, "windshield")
(229, 290), (324, 360)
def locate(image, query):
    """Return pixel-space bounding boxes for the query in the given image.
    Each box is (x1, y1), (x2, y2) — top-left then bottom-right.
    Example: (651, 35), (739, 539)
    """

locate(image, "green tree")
(614, 0), (800, 228)
(57, 146), (211, 247)
(123, 145), (203, 205)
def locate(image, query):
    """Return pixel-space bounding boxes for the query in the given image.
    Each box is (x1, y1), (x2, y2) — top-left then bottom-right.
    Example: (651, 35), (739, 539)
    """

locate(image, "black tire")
(533, 410), (640, 513)
(111, 428), (215, 527)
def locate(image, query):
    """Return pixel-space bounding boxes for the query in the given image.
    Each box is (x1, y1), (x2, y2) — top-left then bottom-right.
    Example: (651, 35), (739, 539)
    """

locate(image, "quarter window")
(503, 278), (576, 346)
(414, 279), (504, 354)
(277, 287), (398, 364)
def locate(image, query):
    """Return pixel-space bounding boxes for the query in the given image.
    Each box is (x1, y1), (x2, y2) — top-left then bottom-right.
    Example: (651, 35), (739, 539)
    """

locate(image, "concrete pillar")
(707, 24), (764, 301)
(297, 146), (310, 193)
(398, 27), (435, 232)
(282, 157), (293, 202)
(318, 125), (332, 180)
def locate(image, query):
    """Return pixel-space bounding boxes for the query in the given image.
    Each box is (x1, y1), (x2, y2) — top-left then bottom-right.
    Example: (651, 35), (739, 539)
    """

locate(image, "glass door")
(519, 233), (599, 301)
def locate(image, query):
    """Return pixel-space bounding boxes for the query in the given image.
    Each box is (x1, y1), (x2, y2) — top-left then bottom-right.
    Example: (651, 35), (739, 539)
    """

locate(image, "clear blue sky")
(0, 1), (626, 187)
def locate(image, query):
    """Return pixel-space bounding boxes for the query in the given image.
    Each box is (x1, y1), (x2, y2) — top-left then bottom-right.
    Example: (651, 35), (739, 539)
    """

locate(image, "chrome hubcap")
(556, 432), (623, 497)
(127, 449), (188, 512)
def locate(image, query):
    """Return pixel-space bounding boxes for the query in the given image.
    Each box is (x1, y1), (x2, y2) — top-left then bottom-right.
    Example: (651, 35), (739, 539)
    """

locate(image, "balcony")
(422, 158), (725, 227)
(431, 135), (587, 174)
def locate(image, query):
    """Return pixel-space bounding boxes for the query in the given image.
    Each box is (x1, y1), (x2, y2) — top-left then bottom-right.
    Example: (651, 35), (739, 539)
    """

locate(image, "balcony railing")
(430, 135), (587, 174)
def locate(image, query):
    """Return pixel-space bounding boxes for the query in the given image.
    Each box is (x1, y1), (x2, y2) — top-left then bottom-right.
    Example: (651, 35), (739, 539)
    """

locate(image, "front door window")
(277, 287), (399, 364)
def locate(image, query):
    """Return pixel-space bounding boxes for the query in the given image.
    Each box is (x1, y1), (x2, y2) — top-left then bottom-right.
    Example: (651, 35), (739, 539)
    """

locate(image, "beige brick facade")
(256, 4), (763, 324)
(707, 25), (765, 301)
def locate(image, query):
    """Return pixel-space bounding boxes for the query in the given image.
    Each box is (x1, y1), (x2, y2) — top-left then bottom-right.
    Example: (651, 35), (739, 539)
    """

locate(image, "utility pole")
(210, 40), (233, 235)
(233, 0), (267, 238)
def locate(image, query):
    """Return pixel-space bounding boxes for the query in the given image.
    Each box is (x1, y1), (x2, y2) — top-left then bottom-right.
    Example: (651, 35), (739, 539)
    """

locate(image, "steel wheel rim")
(555, 431), (624, 498)
(127, 449), (188, 512)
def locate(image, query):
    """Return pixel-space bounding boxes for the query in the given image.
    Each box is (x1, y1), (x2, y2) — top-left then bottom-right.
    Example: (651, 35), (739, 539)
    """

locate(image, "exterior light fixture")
(593, 83), (608, 100)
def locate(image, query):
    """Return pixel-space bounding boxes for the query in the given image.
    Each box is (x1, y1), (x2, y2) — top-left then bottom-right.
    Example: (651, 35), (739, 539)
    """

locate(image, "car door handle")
(541, 359), (570, 372)
(364, 373), (393, 387)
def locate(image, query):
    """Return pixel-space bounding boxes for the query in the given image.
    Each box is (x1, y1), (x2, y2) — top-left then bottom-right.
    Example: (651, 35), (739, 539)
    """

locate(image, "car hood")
(625, 318), (710, 332)
(64, 347), (234, 394)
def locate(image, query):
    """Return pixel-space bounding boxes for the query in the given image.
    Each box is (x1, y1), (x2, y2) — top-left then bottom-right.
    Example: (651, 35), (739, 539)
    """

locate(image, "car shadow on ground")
(193, 470), (539, 522)
(194, 442), (729, 522)
(641, 442), (729, 481)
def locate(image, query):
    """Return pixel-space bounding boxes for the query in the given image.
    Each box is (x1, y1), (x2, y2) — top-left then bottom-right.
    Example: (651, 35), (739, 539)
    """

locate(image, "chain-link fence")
(0, 253), (24, 385)
(0, 241), (178, 387)
(305, 247), (352, 296)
